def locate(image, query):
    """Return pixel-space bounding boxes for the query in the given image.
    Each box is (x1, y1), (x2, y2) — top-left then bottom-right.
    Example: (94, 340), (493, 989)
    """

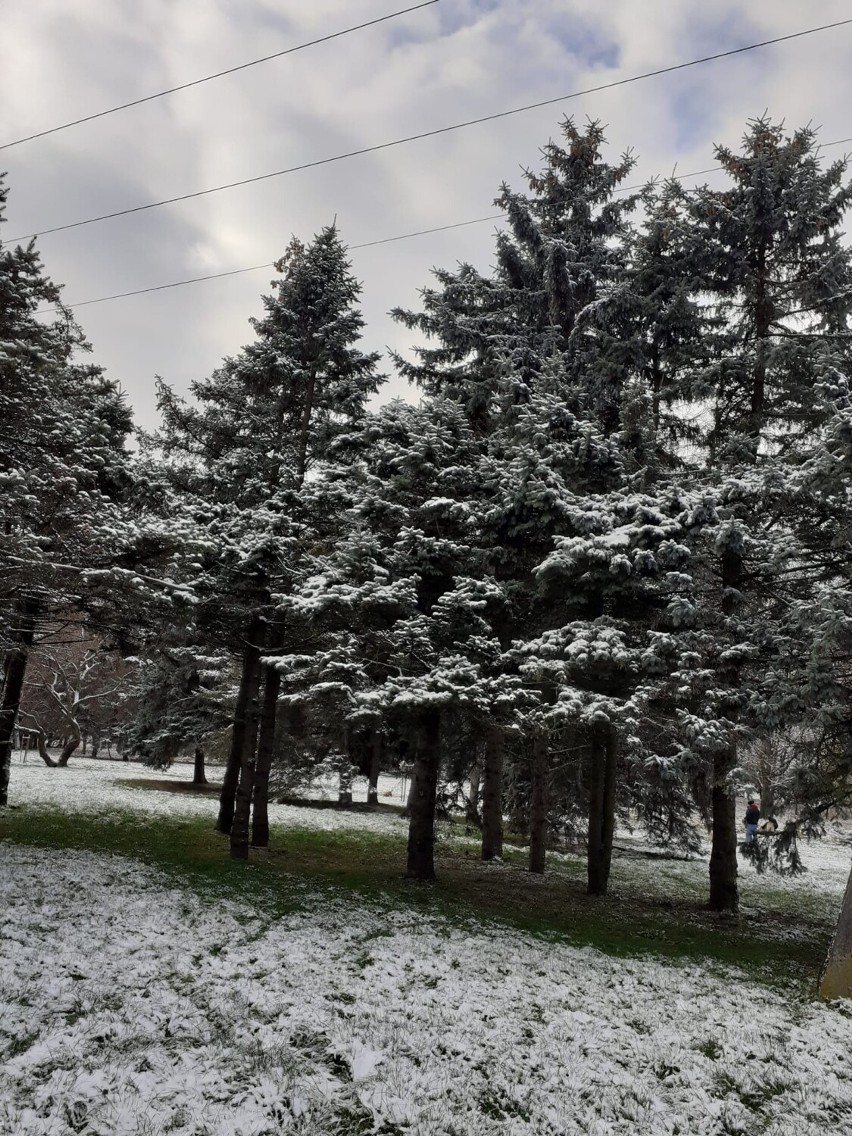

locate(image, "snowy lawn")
(4, 755), (411, 838)
(2, 843), (852, 1136)
(3, 755), (850, 981)
(2, 758), (852, 1133)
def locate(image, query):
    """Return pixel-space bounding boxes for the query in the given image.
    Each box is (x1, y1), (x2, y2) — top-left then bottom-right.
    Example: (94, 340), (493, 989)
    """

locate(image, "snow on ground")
(603, 827), (852, 905)
(2, 844), (852, 1136)
(5, 754), (410, 838)
(7, 754), (852, 905)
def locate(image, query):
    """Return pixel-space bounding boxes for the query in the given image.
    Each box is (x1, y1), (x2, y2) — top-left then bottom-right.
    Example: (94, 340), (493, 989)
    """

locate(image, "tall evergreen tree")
(150, 226), (382, 855)
(392, 118), (639, 431)
(0, 177), (133, 805)
(673, 119), (852, 909)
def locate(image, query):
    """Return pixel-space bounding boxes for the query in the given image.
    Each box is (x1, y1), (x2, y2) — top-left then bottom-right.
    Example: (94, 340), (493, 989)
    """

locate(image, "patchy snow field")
(5, 754), (411, 838)
(2, 843), (852, 1136)
(9, 755), (850, 906)
(3, 760), (852, 1133)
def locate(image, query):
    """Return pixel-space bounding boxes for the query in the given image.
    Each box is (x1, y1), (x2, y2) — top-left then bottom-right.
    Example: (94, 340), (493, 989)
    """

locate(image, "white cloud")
(2, 0), (851, 428)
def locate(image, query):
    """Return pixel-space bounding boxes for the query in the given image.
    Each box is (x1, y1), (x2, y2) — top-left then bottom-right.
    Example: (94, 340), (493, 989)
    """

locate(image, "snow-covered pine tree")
(752, 373), (852, 824)
(672, 119), (852, 910)
(270, 392), (534, 880)
(150, 226), (382, 856)
(617, 179), (709, 471)
(0, 176), (133, 805)
(392, 118), (639, 433)
(390, 121), (648, 873)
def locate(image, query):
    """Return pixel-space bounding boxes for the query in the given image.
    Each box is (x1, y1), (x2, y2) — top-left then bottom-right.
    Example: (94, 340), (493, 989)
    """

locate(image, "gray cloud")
(2, 0), (851, 430)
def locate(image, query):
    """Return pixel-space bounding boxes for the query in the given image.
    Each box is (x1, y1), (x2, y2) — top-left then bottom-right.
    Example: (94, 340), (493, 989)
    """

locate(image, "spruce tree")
(675, 119), (852, 910)
(392, 118), (639, 431)
(150, 226), (382, 854)
(0, 176), (133, 805)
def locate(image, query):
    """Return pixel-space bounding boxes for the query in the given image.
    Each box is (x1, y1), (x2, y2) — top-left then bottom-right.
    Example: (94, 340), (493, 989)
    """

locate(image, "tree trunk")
(820, 862), (852, 998)
(296, 366), (318, 486)
(756, 746), (776, 817)
(466, 760), (481, 827)
(709, 741), (739, 911)
(337, 769), (353, 805)
(57, 722), (81, 767)
(404, 770), (417, 816)
(367, 729), (382, 805)
(709, 544), (743, 912)
(601, 727), (618, 884)
(587, 723), (618, 896)
(0, 597), (38, 807)
(35, 729), (56, 767)
(192, 744), (207, 785)
(481, 724), (504, 861)
(528, 729), (548, 874)
(405, 708), (441, 881)
(90, 733), (101, 761)
(250, 663), (280, 847)
(229, 635), (264, 860)
(217, 613), (265, 834)
(338, 728), (353, 805)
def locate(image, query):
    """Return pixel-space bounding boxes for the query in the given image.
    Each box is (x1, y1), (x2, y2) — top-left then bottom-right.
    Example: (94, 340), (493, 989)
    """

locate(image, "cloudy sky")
(2, 0), (851, 431)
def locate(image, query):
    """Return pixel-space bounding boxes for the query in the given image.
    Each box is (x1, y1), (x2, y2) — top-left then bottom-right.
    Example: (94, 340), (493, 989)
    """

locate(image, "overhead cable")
(11, 17), (852, 244)
(34, 133), (852, 315)
(35, 215), (504, 314)
(0, 1), (440, 151)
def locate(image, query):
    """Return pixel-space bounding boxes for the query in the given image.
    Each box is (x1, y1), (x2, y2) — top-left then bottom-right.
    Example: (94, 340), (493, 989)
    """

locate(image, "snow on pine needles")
(2, 758), (852, 1134)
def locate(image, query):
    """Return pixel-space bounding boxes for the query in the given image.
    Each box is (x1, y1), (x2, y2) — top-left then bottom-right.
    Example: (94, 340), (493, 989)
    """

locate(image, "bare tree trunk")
(337, 768), (353, 805)
(709, 545), (742, 912)
(217, 613), (265, 834)
(820, 863), (852, 998)
(466, 760), (481, 827)
(529, 729), (548, 874)
(229, 638), (263, 859)
(481, 724), (503, 861)
(0, 597), (38, 806)
(601, 727), (618, 884)
(250, 663), (280, 847)
(338, 727), (353, 805)
(587, 723), (618, 896)
(35, 729), (56, 767)
(757, 748), (776, 818)
(709, 741), (739, 911)
(367, 729), (382, 805)
(405, 708), (441, 881)
(192, 744), (207, 785)
(57, 722), (81, 766)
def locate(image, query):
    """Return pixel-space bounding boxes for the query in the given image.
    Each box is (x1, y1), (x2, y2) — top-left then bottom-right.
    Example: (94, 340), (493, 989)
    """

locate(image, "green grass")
(0, 802), (837, 993)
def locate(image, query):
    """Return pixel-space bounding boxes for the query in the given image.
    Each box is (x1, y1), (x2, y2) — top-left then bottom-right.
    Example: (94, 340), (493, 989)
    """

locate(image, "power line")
(11, 17), (852, 244)
(0, 1), (440, 152)
(35, 215), (505, 314)
(34, 133), (852, 316)
(615, 134), (852, 196)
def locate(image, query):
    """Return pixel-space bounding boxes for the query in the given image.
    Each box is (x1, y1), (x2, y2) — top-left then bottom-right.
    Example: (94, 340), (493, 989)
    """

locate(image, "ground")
(2, 757), (851, 1135)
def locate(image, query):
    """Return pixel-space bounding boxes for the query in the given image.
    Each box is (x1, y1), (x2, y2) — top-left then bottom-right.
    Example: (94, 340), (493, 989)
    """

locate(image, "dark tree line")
(4, 117), (852, 915)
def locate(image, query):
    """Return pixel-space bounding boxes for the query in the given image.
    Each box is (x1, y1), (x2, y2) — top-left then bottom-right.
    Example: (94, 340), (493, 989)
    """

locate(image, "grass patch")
(0, 803), (836, 993)
(121, 778), (221, 796)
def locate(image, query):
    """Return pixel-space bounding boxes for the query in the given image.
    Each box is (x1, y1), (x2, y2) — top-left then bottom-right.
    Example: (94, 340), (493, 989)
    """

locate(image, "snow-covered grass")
(3, 757), (852, 1132)
(1, 844), (851, 1136)
(10, 756), (850, 899)
(6, 754), (411, 838)
(4, 755), (850, 976)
